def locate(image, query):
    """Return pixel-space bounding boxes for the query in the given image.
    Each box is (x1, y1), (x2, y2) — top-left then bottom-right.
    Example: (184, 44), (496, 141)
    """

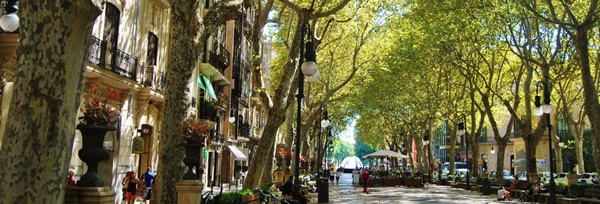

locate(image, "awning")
(197, 74), (217, 100)
(226, 145), (248, 161)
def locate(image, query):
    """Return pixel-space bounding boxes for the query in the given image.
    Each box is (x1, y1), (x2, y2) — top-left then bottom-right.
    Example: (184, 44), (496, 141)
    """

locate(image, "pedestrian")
(361, 169), (370, 193)
(329, 167), (335, 184)
(141, 167), (156, 203)
(121, 171), (131, 201)
(335, 167), (342, 185)
(352, 167), (360, 184)
(67, 170), (77, 188)
(125, 171), (139, 204)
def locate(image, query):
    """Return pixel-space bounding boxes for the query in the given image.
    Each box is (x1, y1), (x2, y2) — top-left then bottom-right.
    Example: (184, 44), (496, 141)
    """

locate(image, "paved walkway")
(310, 173), (528, 204)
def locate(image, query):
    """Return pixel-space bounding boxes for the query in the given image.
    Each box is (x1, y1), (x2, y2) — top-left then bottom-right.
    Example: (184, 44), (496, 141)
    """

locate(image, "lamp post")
(318, 107), (330, 172)
(295, 15), (319, 184)
(457, 114), (470, 190)
(423, 132), (430, 182)
(534, 80), (556, 203)
(0, 0), (19, 32)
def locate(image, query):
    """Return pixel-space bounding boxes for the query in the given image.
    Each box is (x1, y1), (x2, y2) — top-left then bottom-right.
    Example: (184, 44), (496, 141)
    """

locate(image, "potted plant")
(180, 116), (209, 180)
(76, 85), (121, 187)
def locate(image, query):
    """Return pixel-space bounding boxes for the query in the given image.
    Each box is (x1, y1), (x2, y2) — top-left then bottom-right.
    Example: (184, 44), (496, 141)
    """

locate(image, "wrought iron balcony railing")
(87, 36), (138, 81)
(88, 36), (106, 67)
(138, 65), (166, 93)
(199, 100), (218, 122)
(112, 48), (137, 80)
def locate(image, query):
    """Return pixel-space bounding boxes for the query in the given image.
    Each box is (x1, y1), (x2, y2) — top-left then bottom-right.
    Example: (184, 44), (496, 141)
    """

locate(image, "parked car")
(538, 172), (553, 183)
(517, 171), (553, 183)
(440, 162), (468, 180)
(554, 173), (568, 183)
(489, 170), (513, 180)
(578, 173), (599, 184)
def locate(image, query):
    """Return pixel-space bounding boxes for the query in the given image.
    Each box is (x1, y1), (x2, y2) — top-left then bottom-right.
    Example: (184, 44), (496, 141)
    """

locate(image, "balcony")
(217, 92), (229, 110)
(87, 36), (138, 81)
(138, 65), (167, 93)
(240, 122), (251, 137)
(199, 100), (218, 122)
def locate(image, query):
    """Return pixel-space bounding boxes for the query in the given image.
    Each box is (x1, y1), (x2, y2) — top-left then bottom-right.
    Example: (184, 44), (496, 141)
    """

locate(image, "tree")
(243, 0), (352, 188)
(156, 1), (240, 202)
(522, 0), (600, 174)
(0, 1), (101, 203)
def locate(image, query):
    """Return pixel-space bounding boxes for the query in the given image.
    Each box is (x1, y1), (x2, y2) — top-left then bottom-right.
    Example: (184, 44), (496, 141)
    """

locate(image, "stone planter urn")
(76, 124), (116, 187)
(182, 143), (203, 180)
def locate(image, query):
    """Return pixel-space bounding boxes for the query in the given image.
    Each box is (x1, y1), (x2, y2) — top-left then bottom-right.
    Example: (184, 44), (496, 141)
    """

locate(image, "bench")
(578, 188), (600, 204)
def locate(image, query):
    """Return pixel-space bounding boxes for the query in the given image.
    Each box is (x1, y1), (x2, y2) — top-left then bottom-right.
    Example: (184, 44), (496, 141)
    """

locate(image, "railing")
(87, 36), (138, 81)
(240, 123), (251, 137)
(88, 36), (106, 67)
(217, 93), (229, 109)
(199, 100), (218, 122)
(112, 49), (137, 80)
(138, 65), (167, 93)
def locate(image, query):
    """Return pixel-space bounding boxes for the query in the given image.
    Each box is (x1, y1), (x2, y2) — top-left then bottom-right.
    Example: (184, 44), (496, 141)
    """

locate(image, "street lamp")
(295, 15), (319, 184)
(490, 146), (495, 154)
(0, 0), (19, 32)
(534, 79), (556, 203)
(457, 114), (470, 190)
(318, 107), (330, 172)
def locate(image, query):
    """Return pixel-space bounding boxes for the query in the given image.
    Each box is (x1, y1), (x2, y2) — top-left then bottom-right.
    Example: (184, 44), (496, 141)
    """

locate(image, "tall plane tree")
(0, 1), (101, 203)
(156, 1), (240, 203)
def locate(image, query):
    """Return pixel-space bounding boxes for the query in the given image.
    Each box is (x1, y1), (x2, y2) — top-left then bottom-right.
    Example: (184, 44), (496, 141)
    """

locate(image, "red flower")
(180, 116), (210, 145)
(79, 85), (121, 126)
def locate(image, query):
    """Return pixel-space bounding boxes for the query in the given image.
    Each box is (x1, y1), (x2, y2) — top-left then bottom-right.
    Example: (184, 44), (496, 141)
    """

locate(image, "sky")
(339, 120), (356, 145)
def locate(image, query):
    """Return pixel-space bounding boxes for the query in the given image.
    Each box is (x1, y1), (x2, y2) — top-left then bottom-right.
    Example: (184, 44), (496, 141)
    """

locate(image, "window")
(103, 3), (120, 66)
(147, 32), (158, 65)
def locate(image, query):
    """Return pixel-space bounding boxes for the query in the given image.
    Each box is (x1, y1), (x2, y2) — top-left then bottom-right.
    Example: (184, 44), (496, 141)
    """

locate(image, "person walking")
(361, 169), (370, 193)
(141, 167), (156, 203)
(125, 171), (139, 204)
(335, 168), (342, 185)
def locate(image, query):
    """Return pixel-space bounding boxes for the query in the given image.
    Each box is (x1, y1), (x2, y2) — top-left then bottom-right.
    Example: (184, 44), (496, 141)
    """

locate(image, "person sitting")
(497, 185), (511, 201)
(280, 176), (294, 197)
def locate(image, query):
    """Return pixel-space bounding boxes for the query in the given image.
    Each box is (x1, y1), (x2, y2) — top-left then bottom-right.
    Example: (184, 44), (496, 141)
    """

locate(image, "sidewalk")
(310, 173), (527, 203)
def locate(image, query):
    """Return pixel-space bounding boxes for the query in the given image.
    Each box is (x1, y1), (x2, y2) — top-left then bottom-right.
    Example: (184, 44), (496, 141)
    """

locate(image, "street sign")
(540, 160), (547, 168)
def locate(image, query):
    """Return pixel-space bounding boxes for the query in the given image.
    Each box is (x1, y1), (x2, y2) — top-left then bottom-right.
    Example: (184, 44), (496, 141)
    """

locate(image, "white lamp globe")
(0, 13), (19, 32)
(301, 61), (318, 77)
(559, 142), (564, 147)
(305, 69), (321, 83)
(423, 140), (429, 145)
(229, 116), (236, 123)
(534, 106), (544, 116)
(542, 104), (553, 114)
(321, 119), (330, 128)
(457, 129), (466, 136)
(490, 149), (495, 154)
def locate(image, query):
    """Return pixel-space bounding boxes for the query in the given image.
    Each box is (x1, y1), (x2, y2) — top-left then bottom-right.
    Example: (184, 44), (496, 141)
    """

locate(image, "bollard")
(481, 178), (491, 195)
(317, 177), (329, 203)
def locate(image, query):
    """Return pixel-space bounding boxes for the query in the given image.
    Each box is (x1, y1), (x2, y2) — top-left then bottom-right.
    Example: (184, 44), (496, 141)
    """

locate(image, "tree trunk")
(156, 1), (241, 202)
(244, 15), (305, 189)
(448, 122), (457, 175)
(156, 1), (200, 203)
(573, 27), (600, 174)
(0, 1), (100, 203)
(555, 135), (564, 173)
(525, 135), (538, 176)
(496, 141), (508, 180)
(576, 140), (585, 173)
(470, 138), (479, 178)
